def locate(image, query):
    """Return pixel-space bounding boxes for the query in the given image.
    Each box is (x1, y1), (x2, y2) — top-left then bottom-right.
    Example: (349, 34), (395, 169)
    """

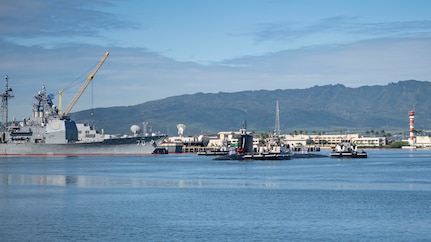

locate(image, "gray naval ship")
(0, 77), (166, 156)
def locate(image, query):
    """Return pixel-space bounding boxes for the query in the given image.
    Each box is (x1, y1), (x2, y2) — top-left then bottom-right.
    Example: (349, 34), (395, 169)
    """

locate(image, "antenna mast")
(274, 100), (281, 136)
(1, 75), (14, 131)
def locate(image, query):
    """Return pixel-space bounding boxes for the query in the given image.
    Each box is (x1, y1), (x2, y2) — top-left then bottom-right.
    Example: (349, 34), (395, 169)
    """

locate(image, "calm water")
(1, 150), (431, 241)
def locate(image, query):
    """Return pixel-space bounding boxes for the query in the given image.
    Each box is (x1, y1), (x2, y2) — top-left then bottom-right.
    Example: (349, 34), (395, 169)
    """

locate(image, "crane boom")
(63, 51), (109, 117)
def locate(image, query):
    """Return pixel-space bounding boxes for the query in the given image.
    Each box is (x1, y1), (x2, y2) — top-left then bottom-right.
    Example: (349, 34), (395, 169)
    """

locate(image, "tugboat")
(241, 101), (293, 160)
(214, 101), (294, 161)
(242, 131), (293, 161)
(213, 125), (252, 161)
(330, 139), (367, 158)
(214, 123), (293, 161)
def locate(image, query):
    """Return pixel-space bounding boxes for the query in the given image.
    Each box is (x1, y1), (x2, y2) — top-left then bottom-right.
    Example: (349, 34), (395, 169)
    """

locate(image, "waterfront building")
(202, 131), (392, 151)
(354, 136), (387, 147)
(308, 134), (360, 147)
(282, 134), (309, 148)
(283, 134), (387, 148)
(205, 131), (260, 149)
(415, 136), (431, 148)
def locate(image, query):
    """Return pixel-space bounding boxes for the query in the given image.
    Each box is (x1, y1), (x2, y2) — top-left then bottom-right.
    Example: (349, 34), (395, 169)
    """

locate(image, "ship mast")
(1, 75), (13, 131)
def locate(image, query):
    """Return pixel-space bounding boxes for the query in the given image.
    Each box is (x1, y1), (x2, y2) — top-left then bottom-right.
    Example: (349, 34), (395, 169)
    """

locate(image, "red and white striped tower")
(408, 110), (415, 145)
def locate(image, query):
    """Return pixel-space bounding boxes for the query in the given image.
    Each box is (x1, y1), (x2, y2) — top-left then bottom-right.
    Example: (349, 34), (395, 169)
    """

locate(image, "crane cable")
(63, 64), (95, 92)
(61, 55), (109, 117)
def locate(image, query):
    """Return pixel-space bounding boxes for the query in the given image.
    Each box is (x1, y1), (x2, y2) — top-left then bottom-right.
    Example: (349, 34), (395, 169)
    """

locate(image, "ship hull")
(243, 152), (293, 160)
(330, 151), (368, 158)
(0, 136), (165, 156)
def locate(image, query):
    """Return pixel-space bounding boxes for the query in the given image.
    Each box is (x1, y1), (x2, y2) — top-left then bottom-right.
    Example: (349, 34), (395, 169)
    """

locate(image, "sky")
(1, 0), (431, 120)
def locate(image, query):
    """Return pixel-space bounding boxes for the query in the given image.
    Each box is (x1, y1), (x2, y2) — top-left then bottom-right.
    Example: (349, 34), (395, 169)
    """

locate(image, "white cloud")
(1, 1), (430, 120)
(2, 35), (430, 119)
(2, 35), (430, 120)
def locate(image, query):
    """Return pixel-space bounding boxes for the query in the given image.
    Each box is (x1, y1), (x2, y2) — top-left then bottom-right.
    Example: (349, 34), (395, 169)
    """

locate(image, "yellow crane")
(59, 51), (110, 117)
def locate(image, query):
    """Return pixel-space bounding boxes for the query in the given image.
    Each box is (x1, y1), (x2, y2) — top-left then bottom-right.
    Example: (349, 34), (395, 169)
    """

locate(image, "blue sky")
(1, 0), (431, 119)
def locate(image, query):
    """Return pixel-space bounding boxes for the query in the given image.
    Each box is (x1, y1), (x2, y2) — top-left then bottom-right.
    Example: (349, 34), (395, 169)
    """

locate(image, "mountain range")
(71, 80), (431, 136)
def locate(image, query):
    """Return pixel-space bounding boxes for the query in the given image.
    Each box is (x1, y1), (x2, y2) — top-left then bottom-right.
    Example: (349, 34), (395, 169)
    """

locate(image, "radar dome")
(130, 125), (141, 135)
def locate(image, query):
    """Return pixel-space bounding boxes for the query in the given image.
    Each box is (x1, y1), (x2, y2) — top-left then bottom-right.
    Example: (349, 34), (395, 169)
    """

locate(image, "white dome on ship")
(130, 125), (141, 135)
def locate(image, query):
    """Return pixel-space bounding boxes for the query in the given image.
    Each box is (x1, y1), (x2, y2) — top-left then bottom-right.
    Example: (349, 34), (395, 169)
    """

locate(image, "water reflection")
(1, 150), (431, 191)
(0, 173), (285, 188)
(1, 174), (73, 186)
(2, 173), (430, 191)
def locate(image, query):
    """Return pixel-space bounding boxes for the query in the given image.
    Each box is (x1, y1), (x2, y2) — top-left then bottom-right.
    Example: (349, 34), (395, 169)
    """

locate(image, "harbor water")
(1, 149), (431, 241)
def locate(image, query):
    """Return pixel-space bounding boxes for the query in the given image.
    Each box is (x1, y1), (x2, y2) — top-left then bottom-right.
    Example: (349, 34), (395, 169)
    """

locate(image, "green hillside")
(71, 80), (431, 136)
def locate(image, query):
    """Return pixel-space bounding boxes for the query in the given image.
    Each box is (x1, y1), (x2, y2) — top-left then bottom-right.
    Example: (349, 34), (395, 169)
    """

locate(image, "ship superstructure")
(0, 52), (166, 156)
